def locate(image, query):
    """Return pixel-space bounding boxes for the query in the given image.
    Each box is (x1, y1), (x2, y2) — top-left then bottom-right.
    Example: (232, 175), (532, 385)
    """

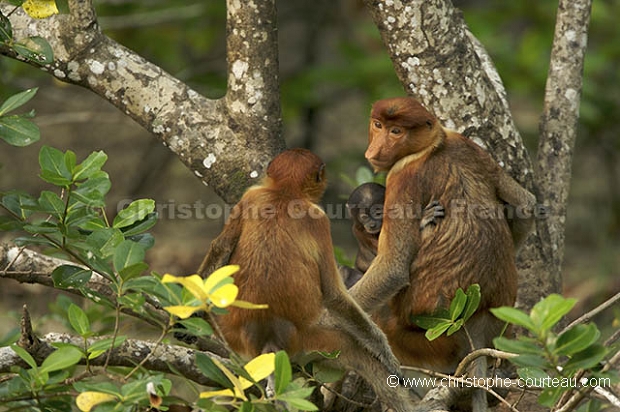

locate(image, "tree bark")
(0, 0), (284, 203)
(0, 330), (225, 387)
(536, 0), (593, 297)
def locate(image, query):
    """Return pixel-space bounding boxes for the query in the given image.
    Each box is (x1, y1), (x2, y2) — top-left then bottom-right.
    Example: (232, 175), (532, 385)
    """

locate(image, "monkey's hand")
(420, 200), (445, 230)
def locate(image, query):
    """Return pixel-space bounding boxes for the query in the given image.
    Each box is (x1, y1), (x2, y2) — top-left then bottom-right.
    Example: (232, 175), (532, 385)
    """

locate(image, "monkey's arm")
(349, 210), (419, 313)
(496, 171), (536, 249)
(313, 216), (401, 371)
(322, 262), (402, 372)
(197, 203), (243, 277)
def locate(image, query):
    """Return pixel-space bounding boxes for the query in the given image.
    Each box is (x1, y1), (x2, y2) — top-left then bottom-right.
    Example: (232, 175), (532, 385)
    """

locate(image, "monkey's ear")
(316, 163), (326, 182)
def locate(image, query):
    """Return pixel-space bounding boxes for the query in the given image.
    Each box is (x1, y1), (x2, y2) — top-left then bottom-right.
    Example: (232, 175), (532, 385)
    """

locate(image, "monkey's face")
(357, 208), (382, 235)
(365, 118), (411, 172)
(366, 97), (438, 172)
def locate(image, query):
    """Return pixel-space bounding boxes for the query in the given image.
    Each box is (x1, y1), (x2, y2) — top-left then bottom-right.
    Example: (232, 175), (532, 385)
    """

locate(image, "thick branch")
(0, 243), (228, 357)
(1, 0), (284, 202)
(537, 0), (592, 279)
(364, 0), (555, 307)
(1, 331), (224, 387)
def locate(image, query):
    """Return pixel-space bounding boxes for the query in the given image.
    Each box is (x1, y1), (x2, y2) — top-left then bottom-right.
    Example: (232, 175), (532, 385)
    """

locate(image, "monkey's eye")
(373, 121), (382, 129)
(426, 120), (433, 128)
(390, 127), (402, 136)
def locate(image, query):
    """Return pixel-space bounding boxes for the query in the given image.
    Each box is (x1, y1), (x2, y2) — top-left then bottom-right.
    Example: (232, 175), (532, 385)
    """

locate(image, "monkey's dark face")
(356, 208), (382, 235)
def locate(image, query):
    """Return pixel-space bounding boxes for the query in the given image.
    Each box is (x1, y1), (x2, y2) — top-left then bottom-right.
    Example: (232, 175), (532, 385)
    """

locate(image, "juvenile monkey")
(340, 182), (444, 288)
(199, 149), (413, 411)
(349, 97), (535, 410)
(338, 182), (385, 288)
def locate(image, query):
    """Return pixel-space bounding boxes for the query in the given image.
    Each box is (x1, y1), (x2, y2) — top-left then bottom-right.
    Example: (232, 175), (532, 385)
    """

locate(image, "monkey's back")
(217, 189), (325, 357)
(382, 132), (517, 369)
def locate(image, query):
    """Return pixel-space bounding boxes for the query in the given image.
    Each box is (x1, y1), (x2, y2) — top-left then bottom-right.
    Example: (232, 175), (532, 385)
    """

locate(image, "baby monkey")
(340, 182), (444, 288)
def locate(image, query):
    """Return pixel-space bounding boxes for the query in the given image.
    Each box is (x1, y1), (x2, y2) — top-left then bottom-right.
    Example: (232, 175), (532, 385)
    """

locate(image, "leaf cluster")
(0, 146), (321, 411)
(492, 295), (617, 409)
(410, 284), (481, 343)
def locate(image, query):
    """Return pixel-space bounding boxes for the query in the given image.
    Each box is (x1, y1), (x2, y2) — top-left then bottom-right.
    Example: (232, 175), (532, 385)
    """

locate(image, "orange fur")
(198, 148), (414, 411)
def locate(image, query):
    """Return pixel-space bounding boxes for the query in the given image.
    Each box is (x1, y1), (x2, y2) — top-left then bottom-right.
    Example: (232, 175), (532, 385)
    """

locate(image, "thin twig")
(560, 291), (620, 335)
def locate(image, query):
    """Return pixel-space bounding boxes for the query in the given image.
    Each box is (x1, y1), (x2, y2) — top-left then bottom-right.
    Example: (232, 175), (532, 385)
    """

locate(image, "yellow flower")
(162, 266), (267, 318)
(76, 391), (117, 411)
(22, 0), (59, 19)
(200, 353), (276, 401)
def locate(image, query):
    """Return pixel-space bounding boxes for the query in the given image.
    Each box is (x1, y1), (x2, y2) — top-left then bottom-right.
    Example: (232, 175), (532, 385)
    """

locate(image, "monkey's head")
(365, 97), (441, 172)
(346, 182), (385, 235)
(266, 148), (327, 202)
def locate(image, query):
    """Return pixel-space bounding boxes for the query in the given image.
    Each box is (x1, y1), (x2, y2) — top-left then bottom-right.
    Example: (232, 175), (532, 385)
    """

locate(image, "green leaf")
(121, 212), (158, 237)
(87, 336), (127, 360)
(39, 146), (72, 186)
(72, 171), (111, 207)
(113, 239), (146, 273)
(425, 320), (452, 341)
(462, 284), (481, 321)
(312, 361), (345, 383)
(73, 151), (107, 181)
(0, 114), (40, 146)
(64, 205), (100, 229)
(538, 385), (564, 408)
(13, 36), (53, 65)
(38, 190), (65, 218)
(517, 367), (548, 381)
(39, 345), (83, 374)
(11, 344), (38, 369)
(531, 294), (577, 332)
(0, 13), (12, 42)
(564, 345), (607, 372)
(510, 354), (548, 368)
(23, 221), (59, 234)
(410, 309), (451, 330)
(176, 317), (213, 337)
(64, 150), (76, 176)
(67, 304), (90, 337)
(493, 336), (542, 355)
(113, 199), (155, 229)
(0, 215), (23, 231)
(446, 319), (464, 336)
(555, 324), (600, 356)
(0, 88), (38, 116)
(86, 228), (124, 258)
(195, 352), (233, 389)
(118, 293), (146, 312)
(275, 351), (292, 395)
(449, 288), (467, 321)
(51, 265), (92, 289)
(118, 262), (148, 282)
(490, 306), (536, 331)
(278, 388), (318, 411)
(2, 191), (37, 219)
(127, 232), (155, 250)
(355, 166), (374, 185)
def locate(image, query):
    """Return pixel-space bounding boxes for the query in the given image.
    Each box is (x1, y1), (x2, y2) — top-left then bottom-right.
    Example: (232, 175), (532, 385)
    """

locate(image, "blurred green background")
(0, 0), (618, 332)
